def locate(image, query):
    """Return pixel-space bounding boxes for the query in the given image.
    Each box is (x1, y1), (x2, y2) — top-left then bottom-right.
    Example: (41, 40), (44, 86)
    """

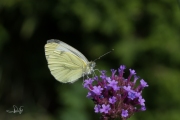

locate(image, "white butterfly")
(45, 39), (95, 83)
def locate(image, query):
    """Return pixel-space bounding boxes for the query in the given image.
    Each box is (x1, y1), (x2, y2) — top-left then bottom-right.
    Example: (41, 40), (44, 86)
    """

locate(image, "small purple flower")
(94, 104), (101, 113)
(118, 65), (126, 77)
(133, 75), (139, 83)
(93, 76), (98, 81)
(123, 85), (131, 91)
(109, 96), (117, 104)
(83, 78), (94, 88)
(141, 106), (146, 111)
(108, 79), (118, 86)
(108, 80), (120, 91)
(101, 70), (106, 74)
(111, 69), (117, 77)
(129, 69), (136, 75)
(128, 91), (137, 100)
(138, 96), (145, 106)
(86, 91), (94, 98)
(100, 70), (106, 79)
(135, 92), (141, 98)
(100, 104), (111, 113)
(120, 65), (126, 70)
(112, 85), (120, 91)
(121, 109), (128, 117)
(105, 77), (111, 82)
(140, 79), (149, 88)
(92, 86), (103, 95)
(127, 69), (136, 82)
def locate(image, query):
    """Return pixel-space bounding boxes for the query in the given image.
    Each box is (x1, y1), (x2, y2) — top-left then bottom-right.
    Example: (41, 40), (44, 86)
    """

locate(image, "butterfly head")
(84, 61), (96, 75)
(89, 61), (96, 71)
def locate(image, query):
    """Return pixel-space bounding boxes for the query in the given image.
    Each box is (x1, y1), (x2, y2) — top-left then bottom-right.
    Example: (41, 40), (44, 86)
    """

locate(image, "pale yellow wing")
(45, 40), (59, 60)
(47, 50), (87, 83)
(45, 39), (89, 62)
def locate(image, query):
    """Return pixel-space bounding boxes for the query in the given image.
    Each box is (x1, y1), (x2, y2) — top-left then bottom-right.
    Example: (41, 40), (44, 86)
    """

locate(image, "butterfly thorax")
(83, 61), (96, 75)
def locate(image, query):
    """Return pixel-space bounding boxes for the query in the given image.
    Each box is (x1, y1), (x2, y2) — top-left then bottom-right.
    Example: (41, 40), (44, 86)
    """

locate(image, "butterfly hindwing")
(45, 41), (59, 60)
(47, 39), (89, 63)
(47, 50), (86, 83)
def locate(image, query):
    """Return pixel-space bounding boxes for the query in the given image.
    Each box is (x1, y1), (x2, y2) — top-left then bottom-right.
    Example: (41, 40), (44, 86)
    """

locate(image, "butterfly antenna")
(94, 49), (114, 62)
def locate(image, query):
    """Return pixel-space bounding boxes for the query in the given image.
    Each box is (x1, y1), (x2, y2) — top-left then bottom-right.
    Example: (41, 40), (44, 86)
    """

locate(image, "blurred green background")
(0, 0), (180, 120)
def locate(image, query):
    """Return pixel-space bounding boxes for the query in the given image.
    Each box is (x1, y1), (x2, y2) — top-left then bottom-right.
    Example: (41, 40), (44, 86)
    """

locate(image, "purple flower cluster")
(83, 65), (148, 120)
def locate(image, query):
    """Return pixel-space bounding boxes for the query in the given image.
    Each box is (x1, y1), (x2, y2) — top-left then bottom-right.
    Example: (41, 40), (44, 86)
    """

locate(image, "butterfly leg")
(82, 72), (90, 86)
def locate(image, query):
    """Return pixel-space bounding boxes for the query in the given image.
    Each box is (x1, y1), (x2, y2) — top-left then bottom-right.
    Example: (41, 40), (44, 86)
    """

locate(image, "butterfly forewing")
(54, 40), (89, 63)
(45, 39), (95, 83)
(45, 42), (59, 60)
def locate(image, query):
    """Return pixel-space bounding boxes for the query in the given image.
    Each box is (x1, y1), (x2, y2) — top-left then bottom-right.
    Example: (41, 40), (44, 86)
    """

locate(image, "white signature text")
(6, 105), (24, 114)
